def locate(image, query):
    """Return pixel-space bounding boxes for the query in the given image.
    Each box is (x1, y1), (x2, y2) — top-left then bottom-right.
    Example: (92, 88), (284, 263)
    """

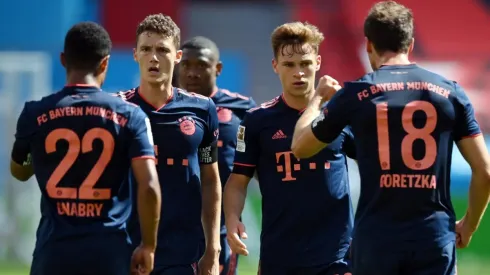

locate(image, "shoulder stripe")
(178, 88), (209, 99)
(118, 89), (136, 100)
(115, 89), (138, 107)
(247, 96), (279, 113)
(247, 106), (261, 113)
(220, 89), (250, 100)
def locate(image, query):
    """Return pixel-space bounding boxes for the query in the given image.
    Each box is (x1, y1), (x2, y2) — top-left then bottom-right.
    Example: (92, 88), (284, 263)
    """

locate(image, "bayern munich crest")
(178, 116), (196, 135)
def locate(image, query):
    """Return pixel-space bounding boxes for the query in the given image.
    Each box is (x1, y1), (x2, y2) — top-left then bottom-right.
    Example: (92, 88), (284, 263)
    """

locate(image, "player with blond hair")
(224, 22), (355, 275)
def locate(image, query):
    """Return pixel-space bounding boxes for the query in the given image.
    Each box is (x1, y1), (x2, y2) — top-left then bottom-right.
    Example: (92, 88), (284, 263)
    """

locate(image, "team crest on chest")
(178, 116), (196, 136)
(217, 107), (233, 122)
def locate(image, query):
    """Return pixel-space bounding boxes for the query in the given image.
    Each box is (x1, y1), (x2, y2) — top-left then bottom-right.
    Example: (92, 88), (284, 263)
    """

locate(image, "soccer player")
(118, 14), (221, 275)
(224, 22), (355, 275)
(178, 36), (257, 275)
(9, 22), (161, 275)
(292, 2), (490, 275)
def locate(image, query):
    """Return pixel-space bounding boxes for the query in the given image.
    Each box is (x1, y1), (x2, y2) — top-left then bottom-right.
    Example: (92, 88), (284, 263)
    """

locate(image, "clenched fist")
(131, 244), (155, 275)
(455, 216), (475, 249)
(315, 75), (342, 103)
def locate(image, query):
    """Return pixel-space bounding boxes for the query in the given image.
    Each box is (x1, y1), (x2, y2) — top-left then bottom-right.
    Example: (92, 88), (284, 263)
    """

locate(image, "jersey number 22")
(45, 128), (114, 200)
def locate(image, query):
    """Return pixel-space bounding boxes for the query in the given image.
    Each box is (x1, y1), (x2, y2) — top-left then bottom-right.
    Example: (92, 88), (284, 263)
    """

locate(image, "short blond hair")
(271, 22), (324, 58)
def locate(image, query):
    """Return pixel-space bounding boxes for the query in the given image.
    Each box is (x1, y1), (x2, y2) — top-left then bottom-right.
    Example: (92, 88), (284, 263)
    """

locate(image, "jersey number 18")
(376, 100), (437, 171)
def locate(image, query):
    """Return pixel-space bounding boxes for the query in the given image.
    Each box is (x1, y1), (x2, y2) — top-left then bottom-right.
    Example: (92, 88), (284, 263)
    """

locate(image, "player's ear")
(216, 61), (223, 77)
(272, 59), (278, 74)
(133, 48), (137, 62)
(408, 38), (415, 54)
(175, 50), (183, 65)
(315, 55), (321, 71)
(97, 55), (110, 76)
(60, 52), (67, 68)
(365, 37), (373, 54)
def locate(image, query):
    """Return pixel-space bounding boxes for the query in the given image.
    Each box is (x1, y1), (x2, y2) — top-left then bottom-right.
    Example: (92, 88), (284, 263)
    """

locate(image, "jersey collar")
(378, 63), (418, 70)
(280, 93), (307, 114)
(136, 86), (175, 111)
(63, 84), (101, 93)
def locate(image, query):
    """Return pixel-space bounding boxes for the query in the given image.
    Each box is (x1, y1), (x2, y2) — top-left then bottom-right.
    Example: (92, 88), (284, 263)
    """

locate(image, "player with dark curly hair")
(10, 21), (161, 275)
(118, 14), (222, 275)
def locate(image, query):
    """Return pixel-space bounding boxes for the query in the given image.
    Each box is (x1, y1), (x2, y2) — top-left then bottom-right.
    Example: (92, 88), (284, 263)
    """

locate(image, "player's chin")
(184, 84), (202, 93)
(289, 85), (310, 95)
(144, 75), (166, 84)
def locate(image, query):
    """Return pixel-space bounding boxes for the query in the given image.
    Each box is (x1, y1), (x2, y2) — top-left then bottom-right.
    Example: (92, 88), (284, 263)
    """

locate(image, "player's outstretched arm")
(131, 158), (160, 275)
(292, 94), (327, 158)
(227, 109), (259, 256)
(128, 108), (161, 274)
(200, 162), (222, 254)
(199, 162), (222, 275)
(127, 108), (161, 249)
(132, 158), (161, 251)
(10, 103), (35, 181)
(457, 135), (490, 233)
(224, 173), (251, 256)
(199, 99), (222, 274)
(292, 75), (342, 158)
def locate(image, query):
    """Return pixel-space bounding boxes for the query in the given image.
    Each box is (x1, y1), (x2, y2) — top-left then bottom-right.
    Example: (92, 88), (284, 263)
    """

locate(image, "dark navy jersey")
(11, 85), (155, 256)
(311, 64), (482, 250)
(232, 95), (355, 267)
(118, 87), (219, 266)
(211, 88), (256, 234)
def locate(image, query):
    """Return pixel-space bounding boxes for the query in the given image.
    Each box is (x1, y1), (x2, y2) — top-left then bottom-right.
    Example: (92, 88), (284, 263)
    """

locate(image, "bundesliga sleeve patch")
(236, 126), (246, 152)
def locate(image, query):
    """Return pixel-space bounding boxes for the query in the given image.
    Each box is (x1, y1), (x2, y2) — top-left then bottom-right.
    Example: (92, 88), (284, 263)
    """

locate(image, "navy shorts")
(258, 261), (351, 275)
(30, 234), (131, 275)
(351, 239), (456, 275)
(151, 263), (198, 275)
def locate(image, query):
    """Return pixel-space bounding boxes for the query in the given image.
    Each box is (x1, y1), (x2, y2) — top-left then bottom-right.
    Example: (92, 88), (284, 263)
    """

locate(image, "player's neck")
(208, 86), (219, 97)
(282, 89), (314, 111)
(195, 86), (217, 98)
(139, 81), (173, 106)
(66, 73), (101, 88)
(377, 53), (411, 68)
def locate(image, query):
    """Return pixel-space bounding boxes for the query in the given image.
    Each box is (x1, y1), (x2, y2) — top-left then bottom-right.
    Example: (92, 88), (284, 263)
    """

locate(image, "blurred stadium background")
(1, 0), (490, 274)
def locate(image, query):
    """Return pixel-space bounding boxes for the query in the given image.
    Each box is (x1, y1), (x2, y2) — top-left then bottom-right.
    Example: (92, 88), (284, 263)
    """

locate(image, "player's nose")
(294, 71), (305, 78)
(149, 53), (159, 62)
(186, 70), (200, 78)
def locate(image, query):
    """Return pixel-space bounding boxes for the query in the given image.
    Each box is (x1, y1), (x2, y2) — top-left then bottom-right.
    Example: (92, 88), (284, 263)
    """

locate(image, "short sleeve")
(128, 107), (155, 160)
(248, 98), (257, 110)
(11, 102), (35, 165)
(232, 112), (259, 178)
(198, 99), (219, 164)
(311, 88), (351, 144)
(234, 97), (257, 121)
(341, 126), (356, 159)
(452, 82), (481, 141)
